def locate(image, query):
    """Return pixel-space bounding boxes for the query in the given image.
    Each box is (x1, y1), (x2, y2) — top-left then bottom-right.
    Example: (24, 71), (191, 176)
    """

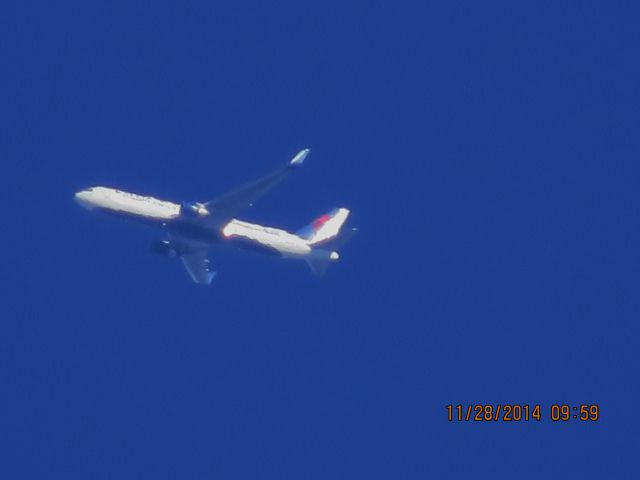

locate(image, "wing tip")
(289, 148), (310, 167)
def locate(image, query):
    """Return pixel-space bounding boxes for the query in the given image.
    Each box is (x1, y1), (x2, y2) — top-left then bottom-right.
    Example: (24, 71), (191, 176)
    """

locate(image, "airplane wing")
(205, 149), (309, 220)
(180, 250), (217, 285)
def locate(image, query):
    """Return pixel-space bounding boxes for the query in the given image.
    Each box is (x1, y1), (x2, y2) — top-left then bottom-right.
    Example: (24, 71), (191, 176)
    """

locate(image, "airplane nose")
(74, 190), (93, 210)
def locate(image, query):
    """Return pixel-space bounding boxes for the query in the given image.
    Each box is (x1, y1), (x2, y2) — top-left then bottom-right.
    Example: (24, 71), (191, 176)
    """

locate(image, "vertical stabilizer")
(297, 208), (350, 246)
(299, 209), (357, 277)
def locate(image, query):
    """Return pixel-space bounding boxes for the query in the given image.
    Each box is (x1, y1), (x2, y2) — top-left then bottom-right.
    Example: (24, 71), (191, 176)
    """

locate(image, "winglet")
(289, 148), (310, 168)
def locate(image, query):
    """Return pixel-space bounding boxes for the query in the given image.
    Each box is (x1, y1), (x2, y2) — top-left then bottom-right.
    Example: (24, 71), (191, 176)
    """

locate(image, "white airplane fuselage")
(74, 186), (338, 262)
(75, 148), (354, 284)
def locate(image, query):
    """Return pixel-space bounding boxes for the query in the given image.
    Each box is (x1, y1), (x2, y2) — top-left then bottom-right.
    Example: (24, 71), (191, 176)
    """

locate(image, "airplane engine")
(181, 201), (209, 217)
(151, 240), (178, 257)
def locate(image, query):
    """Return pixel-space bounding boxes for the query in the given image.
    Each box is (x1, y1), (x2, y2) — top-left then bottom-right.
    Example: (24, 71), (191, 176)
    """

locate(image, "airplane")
(74, 149), (357, 284)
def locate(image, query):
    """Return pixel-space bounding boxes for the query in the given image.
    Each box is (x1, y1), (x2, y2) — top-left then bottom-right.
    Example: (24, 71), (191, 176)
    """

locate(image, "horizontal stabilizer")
(322, 227), (358, 250)
(306, 259), (329, 277)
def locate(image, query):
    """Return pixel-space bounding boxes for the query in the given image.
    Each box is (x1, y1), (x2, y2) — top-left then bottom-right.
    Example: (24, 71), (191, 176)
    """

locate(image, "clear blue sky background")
(1, 1), (638, 478)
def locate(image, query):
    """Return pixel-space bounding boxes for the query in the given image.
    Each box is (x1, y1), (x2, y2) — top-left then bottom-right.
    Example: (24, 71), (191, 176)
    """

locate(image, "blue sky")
(1, 1), (638, 478)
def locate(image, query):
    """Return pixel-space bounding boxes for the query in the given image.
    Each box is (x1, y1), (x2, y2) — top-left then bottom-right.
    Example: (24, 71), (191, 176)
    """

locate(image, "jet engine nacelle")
(181, 201), (209, 217)
(151, 240), (178, 257)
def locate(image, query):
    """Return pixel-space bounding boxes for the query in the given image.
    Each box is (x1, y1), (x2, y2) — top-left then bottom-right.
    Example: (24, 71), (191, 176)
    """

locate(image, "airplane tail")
(297, 208), (357, 276)
(297, 208), (351, 246)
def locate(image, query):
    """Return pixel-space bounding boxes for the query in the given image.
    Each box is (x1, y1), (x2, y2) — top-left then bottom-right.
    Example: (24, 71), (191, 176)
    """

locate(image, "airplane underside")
(75, 148), (356, 284)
